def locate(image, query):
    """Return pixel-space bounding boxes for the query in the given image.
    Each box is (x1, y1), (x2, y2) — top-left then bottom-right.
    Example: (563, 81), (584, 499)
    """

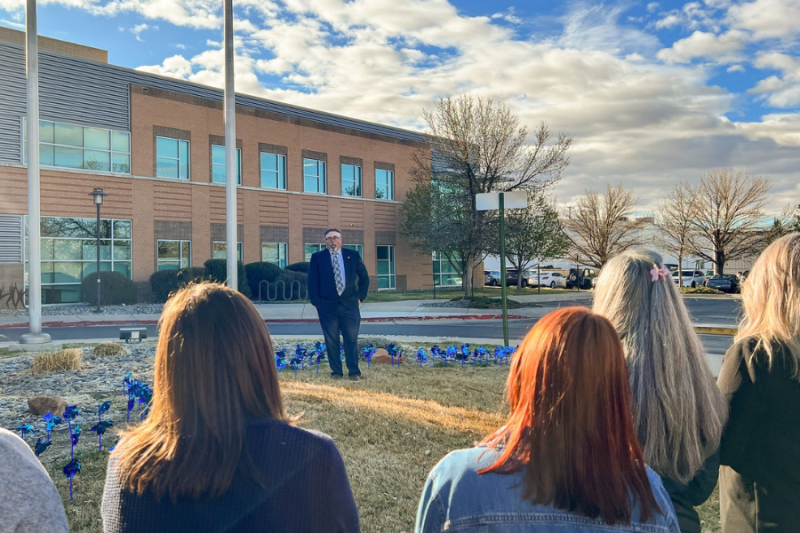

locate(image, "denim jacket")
(416, 447), (680, 533)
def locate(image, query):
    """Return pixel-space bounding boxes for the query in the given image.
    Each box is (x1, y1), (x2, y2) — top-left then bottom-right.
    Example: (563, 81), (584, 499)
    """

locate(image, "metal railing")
(258, 280), (308, 301)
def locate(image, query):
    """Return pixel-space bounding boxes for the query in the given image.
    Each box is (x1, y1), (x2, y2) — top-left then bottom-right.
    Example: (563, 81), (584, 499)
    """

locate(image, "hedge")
(245, 262), (284, 300)
(204, 259), (250, 297)
(273, 270), (308, 301)
(149, 267), (211, 303)
(285, 262), (310, 274)
(81, 271), (138, 306)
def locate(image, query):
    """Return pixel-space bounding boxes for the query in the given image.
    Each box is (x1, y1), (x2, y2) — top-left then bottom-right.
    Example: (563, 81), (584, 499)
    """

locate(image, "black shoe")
(349, 375), (361, 382)
(331, 374), (343, 380)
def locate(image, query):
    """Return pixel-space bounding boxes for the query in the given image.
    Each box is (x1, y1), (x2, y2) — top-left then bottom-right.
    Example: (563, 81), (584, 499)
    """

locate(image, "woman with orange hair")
(415, 307), (679, 532)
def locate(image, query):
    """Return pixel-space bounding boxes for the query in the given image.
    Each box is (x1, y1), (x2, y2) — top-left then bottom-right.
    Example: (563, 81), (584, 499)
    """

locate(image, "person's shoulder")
(429, 447), (495, 482)
(310, 250), (327, 261)
(248, 419), (340, 453)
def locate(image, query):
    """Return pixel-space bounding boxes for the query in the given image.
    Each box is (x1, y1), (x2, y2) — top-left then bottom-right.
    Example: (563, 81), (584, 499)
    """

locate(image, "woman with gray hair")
(718, 232), (800, 533)
(593, 250), (728, 533)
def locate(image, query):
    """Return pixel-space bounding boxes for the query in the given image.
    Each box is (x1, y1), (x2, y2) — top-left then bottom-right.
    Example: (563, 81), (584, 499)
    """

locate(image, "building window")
(23, 119), (131, 174)
(212, 241), (243, 262)
(304, 243), (326, 262)
(376, 169), (394, 200)
(262, 242), (288, 268)
(303, 158), (326, 193)
(24, 217), (132, 304)
(211, 145), (242, 184)
(433, 252), (462, 287)
(157, 240), (191, 271)
(377, 245), (396, 290)
(261, 152), (287, 190)
(341, 164), (362, 197)
(156, 137), (190, 179)
(343, 244), (363, 257)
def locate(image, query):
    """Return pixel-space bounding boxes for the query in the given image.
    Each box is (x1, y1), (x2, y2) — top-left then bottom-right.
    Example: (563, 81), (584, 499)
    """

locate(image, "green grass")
(365, 286), (573, 303)
(43, 363), (720, 533)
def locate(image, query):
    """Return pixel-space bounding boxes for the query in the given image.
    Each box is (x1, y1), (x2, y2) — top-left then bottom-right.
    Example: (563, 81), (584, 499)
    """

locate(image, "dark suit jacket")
(307, 248), (369, 313)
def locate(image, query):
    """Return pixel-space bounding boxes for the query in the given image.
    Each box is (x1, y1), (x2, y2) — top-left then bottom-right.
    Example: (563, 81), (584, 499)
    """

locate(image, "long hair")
(113, 283), (286, 501)
(479, 307), (658, 524)
(736, 233), (800, 375)
(593, 250), (728, 484)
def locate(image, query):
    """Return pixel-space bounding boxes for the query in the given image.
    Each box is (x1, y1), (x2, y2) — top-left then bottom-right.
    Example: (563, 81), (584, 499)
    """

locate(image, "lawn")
(47, 363), (720, 532)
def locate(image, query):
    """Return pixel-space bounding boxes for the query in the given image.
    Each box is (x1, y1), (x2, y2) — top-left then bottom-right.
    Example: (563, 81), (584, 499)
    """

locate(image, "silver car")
(672, 270), (706, 288)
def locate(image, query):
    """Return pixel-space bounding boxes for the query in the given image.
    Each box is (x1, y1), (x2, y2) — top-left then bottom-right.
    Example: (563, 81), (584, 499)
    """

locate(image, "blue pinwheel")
(43, 412), (62, 442)
(475, 346), (488, 366)
(70, 425), (81, 456)
(294, 344), (307, 370)
(446, 345), (458, 366)
(15, 423), (34, 440)
(63, 459), (81, 500)
(460, 344), (471, 367)
(91, 420), (114, 451)
(416, 348), (428, 367)
(386, 343), (400, 366)
(34, 438), (51, 457)
(494, 346), (504, 365)
(362, 344), (376, 368)
(275, 349), (287, 373)
(314, 342), (326, 374)
(340, 346), (345, 361)
(98, 401), (111, 421)
(123, 373), (132, 397)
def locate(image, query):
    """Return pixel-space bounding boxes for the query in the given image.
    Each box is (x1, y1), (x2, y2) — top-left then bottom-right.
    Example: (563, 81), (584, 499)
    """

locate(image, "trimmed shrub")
(92, 342), (130, 358)
(681, 286), (724, 294)
(31, 349), (82, 374)
(245, 262), (284, 300)
(149, 270), (179, 303)
(285, 262), (311, 274)
(274, 270), (308, 300)
(81, 271), (138, 306)
(204, 259), (250, 298)
(178, 267), (209, 287)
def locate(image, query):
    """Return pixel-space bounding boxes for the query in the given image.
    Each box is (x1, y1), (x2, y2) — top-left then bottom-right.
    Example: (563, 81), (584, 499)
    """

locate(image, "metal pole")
(499, 193), (509, 346)
(223, 0), (238, 290)
(19, 0), (50, 346)
(432, 257), (436, 300)
(537, 261), (541, 295)
(95, 203), (101, 312)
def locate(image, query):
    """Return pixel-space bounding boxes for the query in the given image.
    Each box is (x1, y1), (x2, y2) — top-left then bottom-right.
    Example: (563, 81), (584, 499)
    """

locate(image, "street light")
(89, 188), (107, 313)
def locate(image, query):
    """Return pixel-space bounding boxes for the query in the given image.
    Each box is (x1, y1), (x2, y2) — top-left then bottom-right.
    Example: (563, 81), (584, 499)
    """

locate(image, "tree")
(655, 182), (698, 288)
(400, 94), (572, 297)
(563, 183), (648, 268)
(502, 191), (570, 289)
(688, 169), (771, 275)
(764, 204), (800, 246)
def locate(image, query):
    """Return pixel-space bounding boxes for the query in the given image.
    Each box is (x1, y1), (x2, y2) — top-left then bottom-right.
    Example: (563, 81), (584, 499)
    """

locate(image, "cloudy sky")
(1, 0), (798, 212)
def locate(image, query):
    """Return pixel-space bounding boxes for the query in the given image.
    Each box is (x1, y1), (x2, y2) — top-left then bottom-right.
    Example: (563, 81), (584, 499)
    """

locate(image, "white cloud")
(654, 14), (680, 29)
(727, 64), (745, 73)
(129, 22), (156, 41)
(726, 0), (800, 41)
(657, 30), (746, 63)
(646, 2), (659, 13)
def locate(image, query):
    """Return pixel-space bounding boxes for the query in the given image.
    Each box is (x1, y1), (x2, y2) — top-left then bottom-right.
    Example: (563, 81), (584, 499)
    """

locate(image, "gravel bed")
(3, 303), (165, 318)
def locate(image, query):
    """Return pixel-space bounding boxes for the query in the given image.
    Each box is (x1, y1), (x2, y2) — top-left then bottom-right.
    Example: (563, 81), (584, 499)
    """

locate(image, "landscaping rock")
(27, 395), (67, 416)
(371, 348), (404, 365)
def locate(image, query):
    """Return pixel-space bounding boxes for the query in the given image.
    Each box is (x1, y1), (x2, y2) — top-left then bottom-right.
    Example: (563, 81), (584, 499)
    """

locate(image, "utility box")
(119, 326), (147, 343)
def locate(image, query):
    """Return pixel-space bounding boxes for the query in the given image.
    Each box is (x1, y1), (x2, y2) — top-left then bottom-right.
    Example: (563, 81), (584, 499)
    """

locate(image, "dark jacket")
(659, 450), (719, 533)
(307, 248), (369, 312)
(717, 336), (800, 533)
(101, 419), (360, 533)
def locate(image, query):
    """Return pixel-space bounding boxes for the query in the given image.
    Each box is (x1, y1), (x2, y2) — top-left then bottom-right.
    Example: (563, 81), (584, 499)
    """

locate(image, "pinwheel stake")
(363, 343), (375, 369)
(43, 412), (62, 442)
(62, 405), (79, 456)
(69, 426), (81, 460)
(15, 423), (34, 440)
(315, 342), (326, 374)
(91, 420), (114, 451)
(63, 459), (81, 500)
(460, 344), (470, 368)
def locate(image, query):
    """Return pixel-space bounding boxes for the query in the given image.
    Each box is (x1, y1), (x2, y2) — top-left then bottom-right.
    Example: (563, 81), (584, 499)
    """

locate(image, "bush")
(149, 270), (179, 303)
(92, 342), (130, 358)
(285, 262), (311, 274)
(81, 271), (138, 306)
(178, 267), (209, 286)
(31, 349), (82, 374)
(681, 286), (723, 294)
(245, 262), (284, 300)
(273, 270), (308, 301)
(204, 259), (250, 298)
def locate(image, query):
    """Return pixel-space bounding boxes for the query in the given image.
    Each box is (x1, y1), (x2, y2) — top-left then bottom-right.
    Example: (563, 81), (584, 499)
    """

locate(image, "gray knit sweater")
(0, 428), (69, 533)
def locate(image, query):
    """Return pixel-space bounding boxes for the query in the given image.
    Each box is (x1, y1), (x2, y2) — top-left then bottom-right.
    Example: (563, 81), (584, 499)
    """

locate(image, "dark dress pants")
(318, 302), (361, 377)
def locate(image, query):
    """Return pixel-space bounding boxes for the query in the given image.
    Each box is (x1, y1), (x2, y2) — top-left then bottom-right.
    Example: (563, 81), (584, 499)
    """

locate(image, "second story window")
(156, 137), (190, 179)
(303, 158), (326, 193)
(211, 144), (242, 185)
(24, 119), (131, 174)
(341, 164), (362, 197)
(376, 167), (394, 200)
(261, 152), (287, 190)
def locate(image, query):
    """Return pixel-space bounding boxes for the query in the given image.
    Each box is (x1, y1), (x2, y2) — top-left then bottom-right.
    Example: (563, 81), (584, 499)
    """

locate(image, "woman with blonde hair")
(101, 283), (359, 533)
(593, 250), (728, 533)
(416, 307), (679, 532)
(718, 232), (800, 532)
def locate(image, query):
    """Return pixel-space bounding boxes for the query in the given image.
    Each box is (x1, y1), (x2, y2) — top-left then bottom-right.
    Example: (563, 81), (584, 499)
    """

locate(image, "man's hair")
(324, 228), (342, 238)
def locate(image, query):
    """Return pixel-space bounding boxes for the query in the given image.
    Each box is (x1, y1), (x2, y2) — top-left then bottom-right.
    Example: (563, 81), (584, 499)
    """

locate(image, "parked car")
(565, 267), (599, 290)
(484, 270), (501, 286)
(705, 274), (740, 293)
(527, 271), (568, 289)
(672, 270), (706, 288)
(505, 269), (533, 287)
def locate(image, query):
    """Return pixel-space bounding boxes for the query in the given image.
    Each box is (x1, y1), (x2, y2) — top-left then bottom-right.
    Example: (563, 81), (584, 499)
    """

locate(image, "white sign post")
(476, 191), (527, 346)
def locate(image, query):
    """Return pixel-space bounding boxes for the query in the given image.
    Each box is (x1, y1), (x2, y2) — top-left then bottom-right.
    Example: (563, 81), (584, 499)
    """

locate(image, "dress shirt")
(332, 249), (346, 286)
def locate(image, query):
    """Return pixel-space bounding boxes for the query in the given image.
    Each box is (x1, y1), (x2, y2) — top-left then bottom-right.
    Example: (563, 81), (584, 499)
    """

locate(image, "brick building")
(0, 28), (467, 305)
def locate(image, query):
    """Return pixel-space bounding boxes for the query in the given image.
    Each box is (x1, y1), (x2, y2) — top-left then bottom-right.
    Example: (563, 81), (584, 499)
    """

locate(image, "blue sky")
(1, 0), (798, 211)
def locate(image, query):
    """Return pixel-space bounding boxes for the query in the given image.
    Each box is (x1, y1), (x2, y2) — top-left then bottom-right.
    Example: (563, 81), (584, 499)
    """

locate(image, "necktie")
(332, 252), (344, 295)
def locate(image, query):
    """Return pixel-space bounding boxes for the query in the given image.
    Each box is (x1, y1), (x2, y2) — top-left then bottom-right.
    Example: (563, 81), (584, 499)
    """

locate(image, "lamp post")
(89, 188), (107, 313)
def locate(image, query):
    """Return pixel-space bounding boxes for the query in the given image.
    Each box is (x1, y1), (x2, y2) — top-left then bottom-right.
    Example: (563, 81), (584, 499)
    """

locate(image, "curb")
(695, 326), (738, 336)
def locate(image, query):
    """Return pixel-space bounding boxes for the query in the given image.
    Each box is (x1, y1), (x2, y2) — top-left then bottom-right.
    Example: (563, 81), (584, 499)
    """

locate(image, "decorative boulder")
(28, 396), (67, 417)
(371, 348), (404, 365)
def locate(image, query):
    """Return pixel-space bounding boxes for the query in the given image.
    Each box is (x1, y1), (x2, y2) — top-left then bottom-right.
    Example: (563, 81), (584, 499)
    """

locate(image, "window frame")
(262, 242), (288, 268)
(377, 245), (396, 290)
(341, 163), (362, 197)
(303, 158), (327, 194)
(304, 243), (327, 262)
(211, 144), (242, 185)
(156, 136), (191, 180)
(260, 151), (287, 190)
(156, 239), (191, 271)
(212, 241), (243, 262)
(375, 168), (394, 200)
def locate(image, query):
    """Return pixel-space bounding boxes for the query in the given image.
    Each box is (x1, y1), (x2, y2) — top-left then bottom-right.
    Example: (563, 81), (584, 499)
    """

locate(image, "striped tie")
(332, 252), (344, 296)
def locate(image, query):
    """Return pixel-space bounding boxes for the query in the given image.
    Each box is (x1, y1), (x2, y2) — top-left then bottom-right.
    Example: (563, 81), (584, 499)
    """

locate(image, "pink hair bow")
(650, 267), (669, 282)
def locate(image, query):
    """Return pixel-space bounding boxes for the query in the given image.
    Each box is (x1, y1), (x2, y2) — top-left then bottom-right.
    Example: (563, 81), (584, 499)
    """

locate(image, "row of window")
(22, 119), (396, 200)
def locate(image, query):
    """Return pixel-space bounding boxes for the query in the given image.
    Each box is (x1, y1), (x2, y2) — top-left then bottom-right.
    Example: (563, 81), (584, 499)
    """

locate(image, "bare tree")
(688, 169), (771, 275)
(563, 183), (648, 268)
(655, 182), (698, 287)
(401, 94), (572, 297)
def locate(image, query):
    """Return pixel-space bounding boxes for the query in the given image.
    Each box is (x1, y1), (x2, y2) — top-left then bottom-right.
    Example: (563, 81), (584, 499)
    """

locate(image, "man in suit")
(307, 228), (370, 381)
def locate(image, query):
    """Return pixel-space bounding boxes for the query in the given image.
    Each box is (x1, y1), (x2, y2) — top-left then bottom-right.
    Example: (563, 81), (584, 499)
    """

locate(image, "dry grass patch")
(31, 348), (82, 374)
(92, 342), (130, 358)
